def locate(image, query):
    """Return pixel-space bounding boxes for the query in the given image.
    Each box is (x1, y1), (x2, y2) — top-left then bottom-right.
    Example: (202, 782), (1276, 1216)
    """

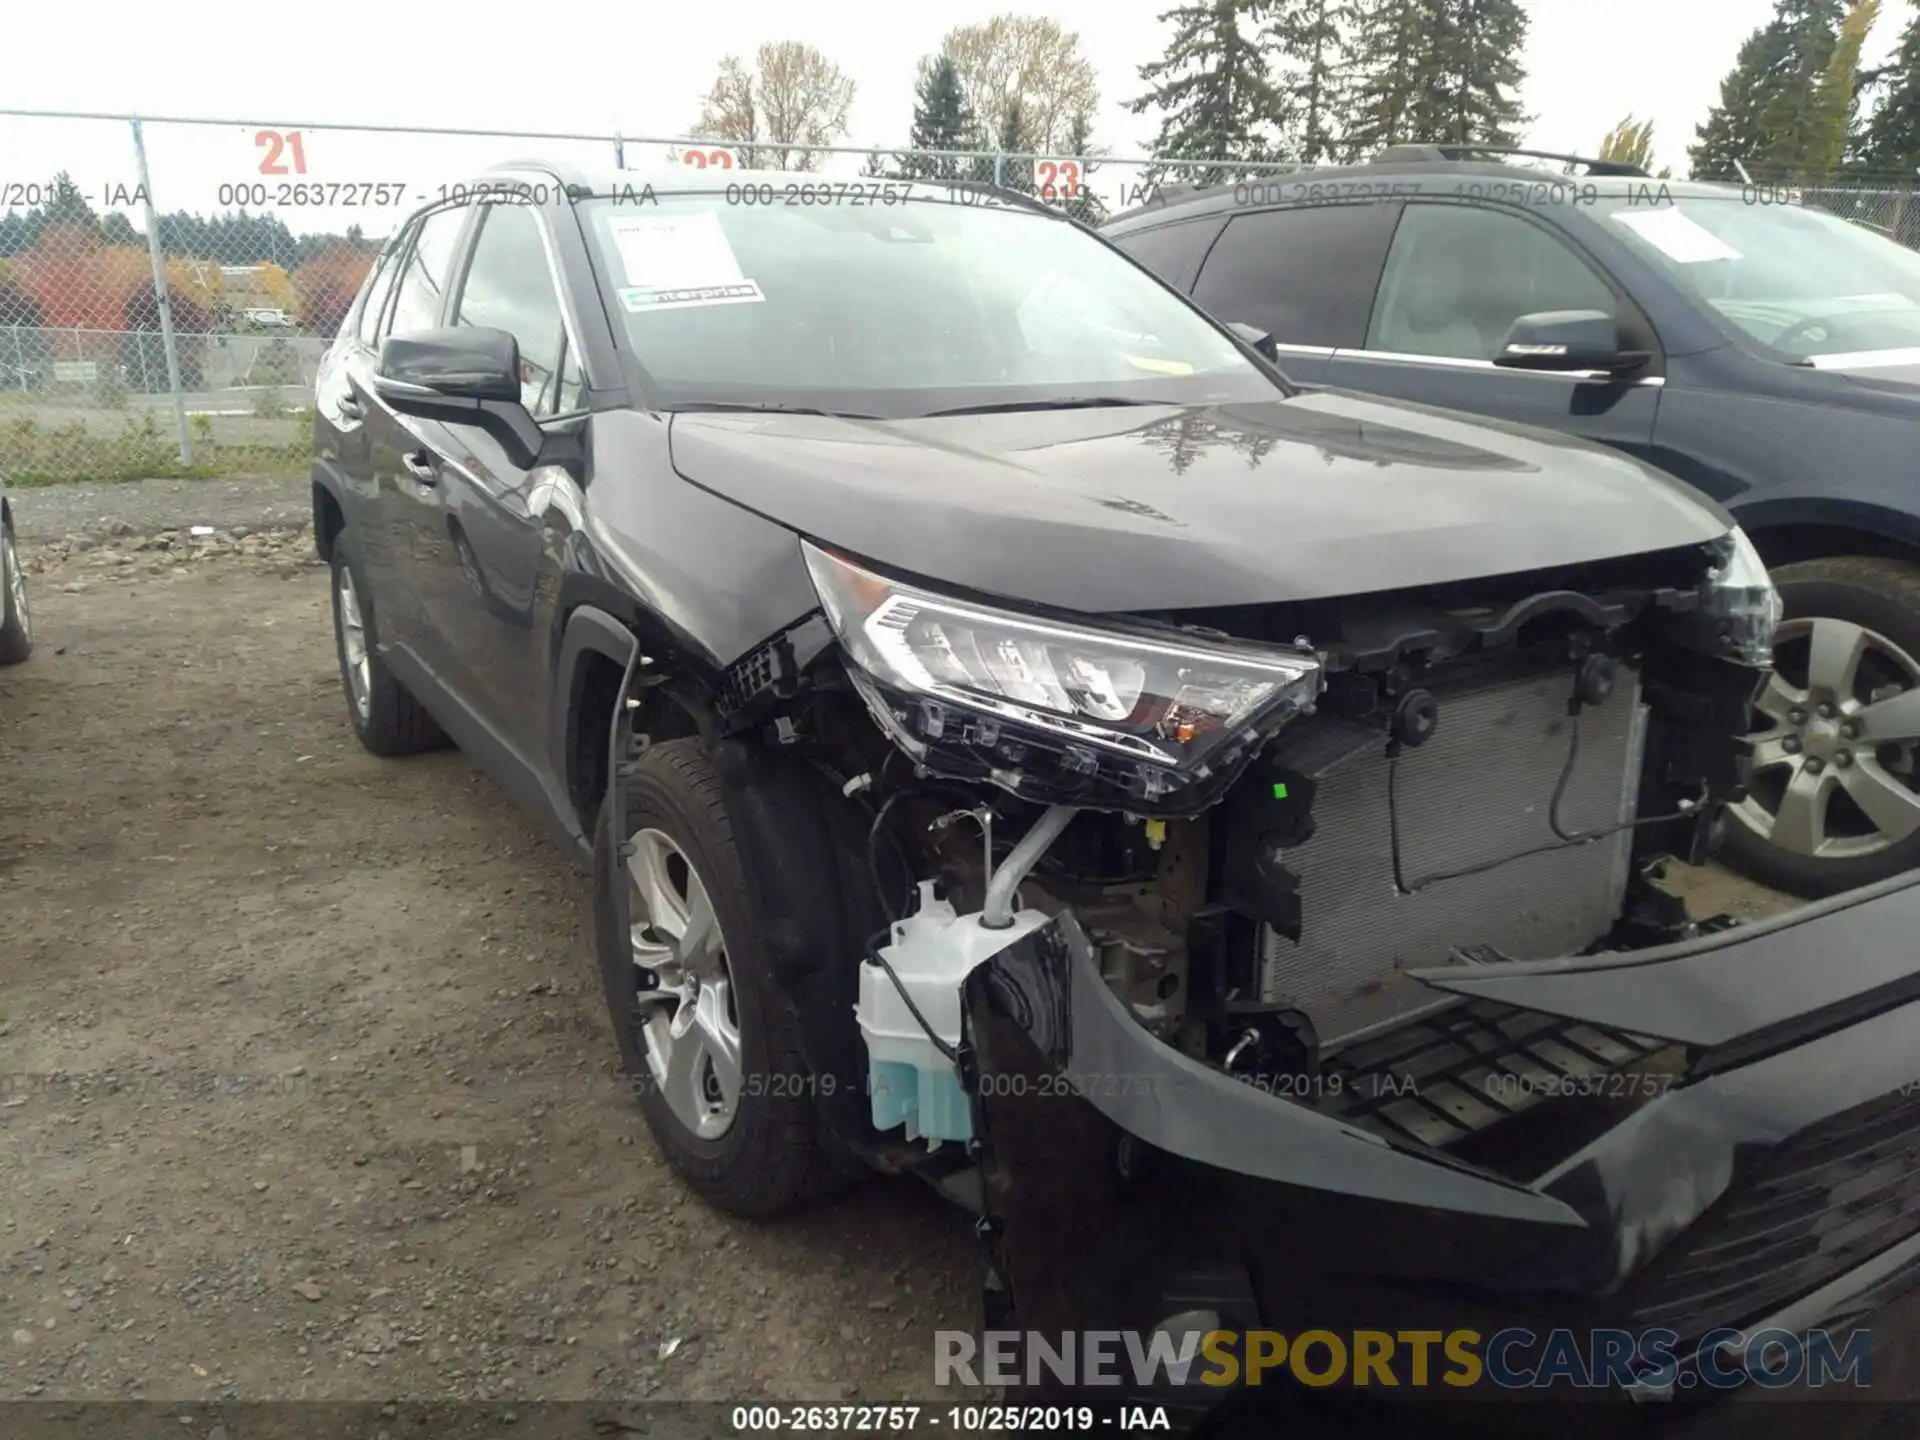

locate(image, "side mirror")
(375, 326), (551, 470)
(1493, 309), (1650, 375)
(1227, 321), (1280, 363)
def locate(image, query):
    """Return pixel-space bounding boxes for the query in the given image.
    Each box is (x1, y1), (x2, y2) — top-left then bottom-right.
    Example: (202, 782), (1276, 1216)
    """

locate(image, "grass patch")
(3, 409), (314, 486)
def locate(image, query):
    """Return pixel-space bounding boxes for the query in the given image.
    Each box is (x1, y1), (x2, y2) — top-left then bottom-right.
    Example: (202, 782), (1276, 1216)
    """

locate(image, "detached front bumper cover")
(959, 870), (1920, 1398)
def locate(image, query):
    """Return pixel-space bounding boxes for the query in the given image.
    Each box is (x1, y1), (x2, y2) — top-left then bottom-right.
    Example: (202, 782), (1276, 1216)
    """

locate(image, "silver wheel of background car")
(627, 826), (743, 1140)
(336, 565), (371, 721)
(4, 531), (28, 645)
(1730, 616), (1920, 859)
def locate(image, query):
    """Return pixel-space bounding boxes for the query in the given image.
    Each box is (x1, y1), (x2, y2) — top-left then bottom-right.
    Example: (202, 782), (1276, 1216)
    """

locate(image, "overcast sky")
(1, 0), (1909, 235)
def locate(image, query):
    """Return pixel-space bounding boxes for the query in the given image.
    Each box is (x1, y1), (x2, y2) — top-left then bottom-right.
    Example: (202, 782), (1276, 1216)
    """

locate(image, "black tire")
(329, 532), (447, 757)
(593, 738), (836, 1217)
(1719, 555), (1920, 897)
(0, 518), (32, 666)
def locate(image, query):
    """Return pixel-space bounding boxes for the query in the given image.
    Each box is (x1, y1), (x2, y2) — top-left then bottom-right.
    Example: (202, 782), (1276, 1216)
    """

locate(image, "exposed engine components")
(1389, 687), (1439, 749)
(1575, 653), (1618, 708)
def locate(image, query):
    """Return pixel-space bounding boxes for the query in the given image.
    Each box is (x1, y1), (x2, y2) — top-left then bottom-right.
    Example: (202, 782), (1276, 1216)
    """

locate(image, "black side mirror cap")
(377, 326), (522, 402)
(374, 326), (563, 471)
(1494, 309), (1649, 375)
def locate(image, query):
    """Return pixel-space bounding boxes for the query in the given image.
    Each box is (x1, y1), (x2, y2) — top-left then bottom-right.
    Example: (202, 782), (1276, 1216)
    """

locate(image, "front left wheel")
(593, 738), (837, 1218)
(0, 518), (32, 665)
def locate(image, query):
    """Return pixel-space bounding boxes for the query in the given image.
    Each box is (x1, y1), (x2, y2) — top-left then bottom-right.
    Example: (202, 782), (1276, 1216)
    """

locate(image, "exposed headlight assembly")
(804, 542), (1322, 812)
(1698, 527), (1782, 668)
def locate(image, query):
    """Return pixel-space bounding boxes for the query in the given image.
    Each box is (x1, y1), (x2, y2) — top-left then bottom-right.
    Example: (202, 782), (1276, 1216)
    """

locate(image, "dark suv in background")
(1105, 143), (1920, 898)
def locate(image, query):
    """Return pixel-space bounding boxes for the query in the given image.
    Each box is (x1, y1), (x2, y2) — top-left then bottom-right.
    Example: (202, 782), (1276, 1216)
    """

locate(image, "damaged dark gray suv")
(311, 162), (1920, 1411)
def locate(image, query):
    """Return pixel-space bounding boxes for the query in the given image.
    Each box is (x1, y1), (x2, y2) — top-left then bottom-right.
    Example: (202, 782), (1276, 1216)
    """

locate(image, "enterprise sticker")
(619, 281), (765, 313)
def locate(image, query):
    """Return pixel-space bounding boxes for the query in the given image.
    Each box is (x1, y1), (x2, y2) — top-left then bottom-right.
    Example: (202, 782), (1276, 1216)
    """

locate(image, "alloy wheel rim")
(626, 827), (743, 1139)
(1729, 616), (1920, 860)
(4, 533), (27, 643)
(337, 568), (371, 720)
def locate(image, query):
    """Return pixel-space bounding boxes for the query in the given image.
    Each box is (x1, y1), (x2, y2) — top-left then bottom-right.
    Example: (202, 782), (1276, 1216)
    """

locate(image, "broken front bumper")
(959, 869), (1920, 1404)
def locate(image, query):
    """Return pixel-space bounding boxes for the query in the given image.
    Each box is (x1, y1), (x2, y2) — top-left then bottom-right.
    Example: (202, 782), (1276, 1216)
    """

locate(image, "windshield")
(1596, 194), (1920, 362)
(578, 189), (1276, 416)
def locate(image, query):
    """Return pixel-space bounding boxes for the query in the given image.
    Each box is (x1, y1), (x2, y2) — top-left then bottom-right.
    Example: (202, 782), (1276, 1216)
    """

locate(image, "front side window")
(578, 189), (1279, 417)
(1595, 195), (1920, 361)
(384, 206), (468, 338)
(1367, 203), (1618, 360)
(452, 204), (583, 416)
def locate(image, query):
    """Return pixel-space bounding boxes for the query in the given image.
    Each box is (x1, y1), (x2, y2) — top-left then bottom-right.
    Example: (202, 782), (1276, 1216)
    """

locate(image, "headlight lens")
(803, 542), (1321, 773)
(1702, 527), (1781, 667)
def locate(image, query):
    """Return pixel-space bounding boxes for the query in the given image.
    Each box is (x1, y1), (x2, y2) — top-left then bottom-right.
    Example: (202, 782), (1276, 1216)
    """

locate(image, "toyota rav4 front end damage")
(698, 469), (1918, 1405)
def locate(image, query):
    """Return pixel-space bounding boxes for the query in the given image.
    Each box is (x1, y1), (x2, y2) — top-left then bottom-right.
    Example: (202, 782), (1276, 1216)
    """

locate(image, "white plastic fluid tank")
(856, 881), (1049, 1147)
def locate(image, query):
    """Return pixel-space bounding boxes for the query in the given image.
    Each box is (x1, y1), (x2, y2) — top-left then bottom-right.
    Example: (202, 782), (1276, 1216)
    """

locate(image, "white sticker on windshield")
(607, 210), (746, 288)
(1609, 207), (1743, 264)
(618, 280), (765, 313)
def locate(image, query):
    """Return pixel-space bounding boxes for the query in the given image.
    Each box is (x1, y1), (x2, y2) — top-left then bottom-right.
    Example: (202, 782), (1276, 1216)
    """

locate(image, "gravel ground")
(0, 509), (980, 1414)
(7, 474), (312, 544)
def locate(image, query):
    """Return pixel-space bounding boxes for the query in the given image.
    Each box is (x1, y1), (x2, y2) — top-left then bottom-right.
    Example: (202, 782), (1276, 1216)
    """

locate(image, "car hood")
(666, 390), (1732, 613)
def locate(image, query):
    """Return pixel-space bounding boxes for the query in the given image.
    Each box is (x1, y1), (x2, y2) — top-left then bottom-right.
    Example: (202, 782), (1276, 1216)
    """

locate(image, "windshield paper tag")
(618, 281), (765, 313)
(1610, 207), (1743, 264)
(608, 211), (747, 288)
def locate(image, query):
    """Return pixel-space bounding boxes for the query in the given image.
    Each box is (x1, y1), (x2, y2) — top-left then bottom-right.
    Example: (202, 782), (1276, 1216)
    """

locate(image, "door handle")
(401, 450), (438, 484)
(338, 393), (363, 419)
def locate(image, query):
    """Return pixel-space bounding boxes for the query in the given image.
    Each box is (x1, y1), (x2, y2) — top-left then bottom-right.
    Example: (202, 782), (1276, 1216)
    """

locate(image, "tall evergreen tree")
(1420, 0), (1530, 147)
(1059, 110), (1106, 221)
(1129, 0), (1281, 184)
(1267, 0), (1350, 163)
(1811, 0), (1882, 176)
(1856, 3), (1920, 176)
(996, 99), (1035, 191)
(1340, 0), (1435, 158)
(906, 55), (981, 180)
(1691, 0), (1847, 178)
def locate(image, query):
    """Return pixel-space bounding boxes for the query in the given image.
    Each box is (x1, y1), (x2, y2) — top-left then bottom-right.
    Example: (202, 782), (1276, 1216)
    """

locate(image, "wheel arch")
(311, 470), (346, 563)
(1738, 497), (1920, 573)
(553, 602), (707, 841)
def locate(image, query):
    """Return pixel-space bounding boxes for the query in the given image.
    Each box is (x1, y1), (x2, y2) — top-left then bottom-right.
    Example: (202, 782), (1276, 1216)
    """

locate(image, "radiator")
(1258, 667), (1646, 1039)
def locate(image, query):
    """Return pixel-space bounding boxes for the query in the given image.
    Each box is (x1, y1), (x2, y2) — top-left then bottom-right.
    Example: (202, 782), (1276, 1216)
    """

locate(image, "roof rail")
(1371, 143), (1649, 178)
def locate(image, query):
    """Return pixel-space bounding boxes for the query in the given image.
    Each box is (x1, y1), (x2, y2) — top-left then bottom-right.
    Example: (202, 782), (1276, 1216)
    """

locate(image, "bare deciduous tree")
(692, 42), (856, 171)
(938, 14), (1100, 156)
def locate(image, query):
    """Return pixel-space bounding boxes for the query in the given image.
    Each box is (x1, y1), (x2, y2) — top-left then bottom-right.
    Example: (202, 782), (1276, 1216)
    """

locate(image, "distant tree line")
(0, 174), (380, 388)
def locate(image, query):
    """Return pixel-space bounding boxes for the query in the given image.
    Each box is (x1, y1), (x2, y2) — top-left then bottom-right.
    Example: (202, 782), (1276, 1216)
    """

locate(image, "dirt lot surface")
(0, 485), (1862, 1440)
(0, 514), (979, 1410)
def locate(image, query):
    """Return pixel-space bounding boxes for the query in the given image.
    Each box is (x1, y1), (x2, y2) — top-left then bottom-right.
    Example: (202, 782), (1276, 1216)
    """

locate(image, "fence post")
(614, 131), (626, 170)
(993, 144), (1004, 188)
(128, 118), (192, 468)
(9, 328), (22, 391)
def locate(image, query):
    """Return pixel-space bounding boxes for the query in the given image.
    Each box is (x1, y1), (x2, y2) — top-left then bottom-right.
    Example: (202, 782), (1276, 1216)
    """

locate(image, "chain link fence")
(3, 109), (1917, 488)
(0, 110), (1313, 486)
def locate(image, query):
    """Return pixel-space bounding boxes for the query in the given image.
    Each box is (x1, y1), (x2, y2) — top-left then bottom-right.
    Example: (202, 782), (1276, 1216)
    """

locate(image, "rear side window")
(1191, 203), (1402, 348)
(384, 206), (468, 338)
(1108, 215), (1228, 292)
